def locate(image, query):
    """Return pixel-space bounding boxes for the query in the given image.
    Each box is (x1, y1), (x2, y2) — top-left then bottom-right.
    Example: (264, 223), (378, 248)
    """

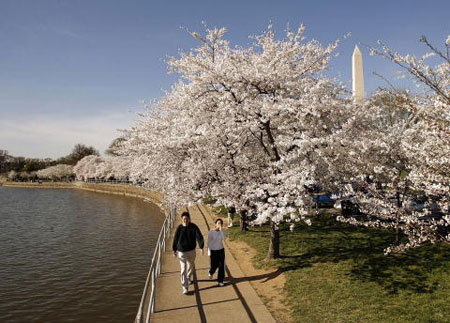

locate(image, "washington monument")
(352, 45), (365, 103)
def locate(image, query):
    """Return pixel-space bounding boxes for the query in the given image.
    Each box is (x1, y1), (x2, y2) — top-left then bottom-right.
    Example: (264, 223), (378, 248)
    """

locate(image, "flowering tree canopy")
(74, 155), (132, 181)
(36, 164), (74, 180)
(120, 25), (354, 257)
(335, 35), (449, 254)
(80, 25), (449, 257)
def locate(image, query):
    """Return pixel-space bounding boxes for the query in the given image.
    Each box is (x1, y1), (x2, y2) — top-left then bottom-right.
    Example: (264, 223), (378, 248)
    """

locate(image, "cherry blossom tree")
(121, 25), (353, 258)
(74, 155), (133, 181)
(36, 164), (74, 181)
(7, 170), (18, 181)
(335, 35), (449, 254)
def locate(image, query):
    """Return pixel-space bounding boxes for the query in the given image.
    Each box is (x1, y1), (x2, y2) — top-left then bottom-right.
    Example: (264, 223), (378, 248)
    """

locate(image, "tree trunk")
(240, 210), (248, 231)
(395, 190), (401, 243)
(267, 218), (280, 259)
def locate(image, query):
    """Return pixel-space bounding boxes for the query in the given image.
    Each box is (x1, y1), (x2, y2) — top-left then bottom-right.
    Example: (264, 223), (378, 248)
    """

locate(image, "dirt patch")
(226, 238), (293, 323)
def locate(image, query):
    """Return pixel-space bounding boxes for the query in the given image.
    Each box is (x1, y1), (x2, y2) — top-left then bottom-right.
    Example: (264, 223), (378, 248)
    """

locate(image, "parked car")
(312, 194), (336, 208)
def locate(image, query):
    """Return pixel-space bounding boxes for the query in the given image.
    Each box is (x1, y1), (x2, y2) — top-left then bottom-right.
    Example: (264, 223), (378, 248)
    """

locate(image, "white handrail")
(135, 205), (176, 323)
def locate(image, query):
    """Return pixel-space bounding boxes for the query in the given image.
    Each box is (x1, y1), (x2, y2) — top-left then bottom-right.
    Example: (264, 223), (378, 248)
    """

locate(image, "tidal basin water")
(0, 186), (165, 323)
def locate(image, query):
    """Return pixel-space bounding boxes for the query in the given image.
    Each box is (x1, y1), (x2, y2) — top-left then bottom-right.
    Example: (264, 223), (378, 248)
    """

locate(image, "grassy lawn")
(227, 213), (450, 323)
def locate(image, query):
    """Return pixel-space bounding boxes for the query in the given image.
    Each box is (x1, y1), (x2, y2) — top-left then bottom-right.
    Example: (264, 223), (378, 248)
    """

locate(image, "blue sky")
(0, 0), (448, 159)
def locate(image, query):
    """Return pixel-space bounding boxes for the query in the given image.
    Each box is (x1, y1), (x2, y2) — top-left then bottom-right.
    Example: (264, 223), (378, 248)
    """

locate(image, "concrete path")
(150, 205), (276, 323)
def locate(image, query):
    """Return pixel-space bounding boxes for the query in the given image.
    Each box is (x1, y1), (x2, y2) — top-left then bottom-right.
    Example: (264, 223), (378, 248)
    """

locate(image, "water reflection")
(0, 187), (164, 323)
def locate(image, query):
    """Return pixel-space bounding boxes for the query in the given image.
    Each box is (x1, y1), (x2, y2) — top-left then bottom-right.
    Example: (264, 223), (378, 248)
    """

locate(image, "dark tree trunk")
(240, 210), (248, 231)
(267, 218), (280, 259)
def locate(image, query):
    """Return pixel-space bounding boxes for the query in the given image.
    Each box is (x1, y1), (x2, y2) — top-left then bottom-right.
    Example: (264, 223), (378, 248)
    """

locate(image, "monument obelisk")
(352, 45), (364, 104)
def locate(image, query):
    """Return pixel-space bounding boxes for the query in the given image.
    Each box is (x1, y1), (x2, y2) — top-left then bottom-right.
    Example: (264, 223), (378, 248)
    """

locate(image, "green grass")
(213, 205), (228, 218)
(227, 213), (450, 323)
(202, 196), (228, 218)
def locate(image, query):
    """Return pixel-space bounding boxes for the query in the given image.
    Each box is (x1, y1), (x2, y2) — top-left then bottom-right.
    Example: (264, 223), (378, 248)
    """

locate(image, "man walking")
(172, 211), (204, 294)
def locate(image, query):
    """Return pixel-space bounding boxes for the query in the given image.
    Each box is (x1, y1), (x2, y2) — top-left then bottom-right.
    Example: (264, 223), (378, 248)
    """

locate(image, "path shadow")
(227, 268), (284, 284)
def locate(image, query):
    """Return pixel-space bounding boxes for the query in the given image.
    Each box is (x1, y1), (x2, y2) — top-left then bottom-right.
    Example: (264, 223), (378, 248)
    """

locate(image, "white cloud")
(0, 112), (137, 159)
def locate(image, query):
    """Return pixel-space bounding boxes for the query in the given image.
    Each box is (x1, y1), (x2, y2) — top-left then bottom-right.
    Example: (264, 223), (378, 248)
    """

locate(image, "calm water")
(0, 186), (165, 323)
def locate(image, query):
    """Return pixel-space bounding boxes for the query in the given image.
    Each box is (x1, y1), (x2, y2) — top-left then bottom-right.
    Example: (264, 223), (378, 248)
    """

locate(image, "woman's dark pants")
(209, 248), (225, 283)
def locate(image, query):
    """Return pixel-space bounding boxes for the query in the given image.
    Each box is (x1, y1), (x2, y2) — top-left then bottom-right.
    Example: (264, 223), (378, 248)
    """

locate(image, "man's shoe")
(182, 287), (188, 295)
(208, 273), (213, 280)
(218, 282), (224, 287)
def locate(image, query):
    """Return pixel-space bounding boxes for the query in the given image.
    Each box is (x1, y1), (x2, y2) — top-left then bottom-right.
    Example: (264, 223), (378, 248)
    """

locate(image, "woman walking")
(207, 218), (226, 287)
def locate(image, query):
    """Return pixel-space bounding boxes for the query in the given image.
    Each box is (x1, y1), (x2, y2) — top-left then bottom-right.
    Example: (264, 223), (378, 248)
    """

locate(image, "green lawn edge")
(227, 213), (450, 323)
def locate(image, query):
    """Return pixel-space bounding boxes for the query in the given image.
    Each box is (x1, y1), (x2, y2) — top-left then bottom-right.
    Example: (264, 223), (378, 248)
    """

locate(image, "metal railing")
(84, 178), (144, 186)
(134, 204), (177, 323)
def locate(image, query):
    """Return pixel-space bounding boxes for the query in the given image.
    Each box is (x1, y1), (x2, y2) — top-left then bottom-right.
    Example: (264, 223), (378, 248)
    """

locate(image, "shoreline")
(1, 181), (74, 189)
(1, 181), (165, 210)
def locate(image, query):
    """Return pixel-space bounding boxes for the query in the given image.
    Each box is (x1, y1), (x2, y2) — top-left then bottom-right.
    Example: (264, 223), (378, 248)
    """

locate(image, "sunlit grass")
(228, 213), (450, 323)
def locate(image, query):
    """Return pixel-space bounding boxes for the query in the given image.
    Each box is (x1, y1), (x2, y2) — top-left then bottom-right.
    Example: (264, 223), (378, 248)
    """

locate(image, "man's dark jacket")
(172, 223), (204, 252)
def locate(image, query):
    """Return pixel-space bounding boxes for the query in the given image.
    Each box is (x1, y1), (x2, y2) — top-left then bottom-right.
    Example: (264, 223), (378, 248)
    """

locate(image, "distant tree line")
(0, 144), (99, 179)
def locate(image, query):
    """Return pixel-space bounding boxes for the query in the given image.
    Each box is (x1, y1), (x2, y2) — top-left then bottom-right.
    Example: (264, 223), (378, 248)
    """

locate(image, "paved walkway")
(150, 205), (276, 323)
